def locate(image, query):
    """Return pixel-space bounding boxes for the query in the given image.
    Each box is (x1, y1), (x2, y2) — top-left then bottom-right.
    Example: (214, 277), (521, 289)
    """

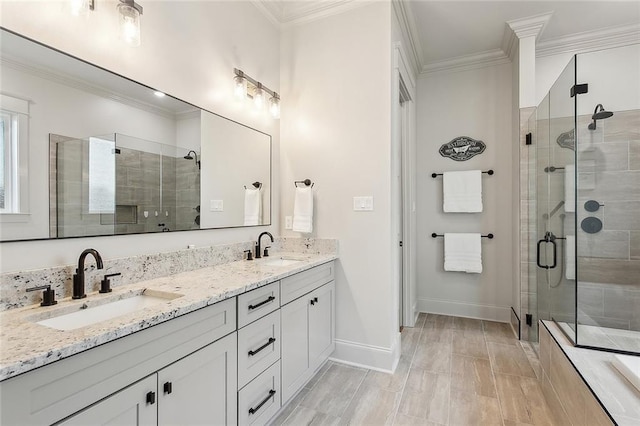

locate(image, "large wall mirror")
(0, 28), (271, 242)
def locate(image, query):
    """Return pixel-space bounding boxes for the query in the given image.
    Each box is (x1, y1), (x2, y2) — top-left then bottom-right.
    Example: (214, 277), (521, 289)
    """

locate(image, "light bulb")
(269, 95), (280, 119)
(234, 75), (247, 101)
(254, 84), (265, 110)
(118, 3), (141, 47)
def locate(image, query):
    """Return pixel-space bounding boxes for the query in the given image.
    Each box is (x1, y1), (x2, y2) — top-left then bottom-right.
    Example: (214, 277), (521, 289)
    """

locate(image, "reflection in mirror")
(0, 28), (270, 242)
(50, 134), (202, 237)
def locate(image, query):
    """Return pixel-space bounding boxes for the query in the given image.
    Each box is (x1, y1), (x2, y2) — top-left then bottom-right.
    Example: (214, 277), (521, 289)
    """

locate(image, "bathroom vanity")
(0, 255), (336, 425)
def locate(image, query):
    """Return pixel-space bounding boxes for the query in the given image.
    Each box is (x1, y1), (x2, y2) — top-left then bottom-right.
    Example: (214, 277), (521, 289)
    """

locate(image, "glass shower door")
(536, 57), (578, 344)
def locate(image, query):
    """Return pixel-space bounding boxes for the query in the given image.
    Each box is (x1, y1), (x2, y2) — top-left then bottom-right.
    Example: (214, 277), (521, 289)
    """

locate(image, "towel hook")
(294, 179), (314, 188)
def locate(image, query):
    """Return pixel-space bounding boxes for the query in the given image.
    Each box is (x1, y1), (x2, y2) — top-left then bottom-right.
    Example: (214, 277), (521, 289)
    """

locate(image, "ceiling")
(255, 0), (640, 73)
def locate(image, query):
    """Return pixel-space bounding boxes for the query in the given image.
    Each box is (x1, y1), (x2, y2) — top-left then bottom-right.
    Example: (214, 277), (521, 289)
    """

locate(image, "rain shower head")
(184, 150), (201, 169)
(588, 104), (614, 130)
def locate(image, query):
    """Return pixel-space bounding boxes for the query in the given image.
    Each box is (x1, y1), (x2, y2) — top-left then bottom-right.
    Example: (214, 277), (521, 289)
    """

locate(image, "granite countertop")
(0, 252), (337, 381)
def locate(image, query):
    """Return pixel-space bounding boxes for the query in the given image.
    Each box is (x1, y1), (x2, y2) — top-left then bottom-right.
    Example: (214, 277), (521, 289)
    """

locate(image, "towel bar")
(432, 233), (494, 239)
(294, 179), (314, 188)
(431, 169), (494, 178)
(244, 182), (262, 189)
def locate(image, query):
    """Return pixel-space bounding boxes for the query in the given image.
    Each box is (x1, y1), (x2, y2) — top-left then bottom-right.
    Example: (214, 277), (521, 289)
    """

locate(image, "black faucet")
(73, 249), (104, 299)
(255, 232), (274, 259)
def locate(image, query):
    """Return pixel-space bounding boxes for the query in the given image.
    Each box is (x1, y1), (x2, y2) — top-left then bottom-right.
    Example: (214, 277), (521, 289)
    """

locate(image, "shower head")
(588, 104), (614, 130)
(183, 150), (201, 169)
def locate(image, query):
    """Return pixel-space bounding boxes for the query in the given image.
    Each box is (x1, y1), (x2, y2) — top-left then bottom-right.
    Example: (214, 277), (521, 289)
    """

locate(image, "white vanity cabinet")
(280, 262), (335, 403)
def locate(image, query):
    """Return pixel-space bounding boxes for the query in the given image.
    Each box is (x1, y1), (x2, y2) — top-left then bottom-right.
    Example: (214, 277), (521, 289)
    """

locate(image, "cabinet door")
(57, 375), (157, 426)
(158, 333), (237, 426)
(309, 282), (335, 372)
(280, 296), (309, 402)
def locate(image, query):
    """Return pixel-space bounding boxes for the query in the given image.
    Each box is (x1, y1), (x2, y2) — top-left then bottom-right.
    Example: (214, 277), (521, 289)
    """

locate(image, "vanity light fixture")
(70, 0), (94, 16)
(117, 0), (143, 47)
(233, 68), (280, 119)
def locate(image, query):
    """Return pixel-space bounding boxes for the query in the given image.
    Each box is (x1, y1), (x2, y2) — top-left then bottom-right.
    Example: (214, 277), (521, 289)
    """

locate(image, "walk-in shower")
(525, 43), (640, 355)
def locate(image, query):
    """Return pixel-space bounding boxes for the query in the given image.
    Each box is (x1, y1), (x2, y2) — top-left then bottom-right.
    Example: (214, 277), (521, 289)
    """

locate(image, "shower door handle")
(537, 238), (557, 269)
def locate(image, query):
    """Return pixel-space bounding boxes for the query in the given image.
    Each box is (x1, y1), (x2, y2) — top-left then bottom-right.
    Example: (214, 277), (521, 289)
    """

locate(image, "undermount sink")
(260, 256), (307, 267)
(34, 290), (182, 331)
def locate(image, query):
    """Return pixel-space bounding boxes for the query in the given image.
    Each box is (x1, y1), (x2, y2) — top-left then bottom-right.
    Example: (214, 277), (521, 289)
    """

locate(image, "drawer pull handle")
(146, 391), (156, 405)
(248, 296), (275, 310)
(248, 337), (276, 356)
(248, 389), (276, 415)
(163, 381), (173, 394)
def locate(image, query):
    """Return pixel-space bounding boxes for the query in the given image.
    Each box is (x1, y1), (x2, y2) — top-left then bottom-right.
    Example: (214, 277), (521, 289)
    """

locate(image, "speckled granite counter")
(0, 252), (337, 381)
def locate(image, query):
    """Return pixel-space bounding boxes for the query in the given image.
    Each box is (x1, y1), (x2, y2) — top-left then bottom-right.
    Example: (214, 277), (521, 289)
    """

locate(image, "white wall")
(280, 2), (396, 369)
(0, 1), (280, 272)
(536, 44), (640, 112)
(416, 63), (514, 322)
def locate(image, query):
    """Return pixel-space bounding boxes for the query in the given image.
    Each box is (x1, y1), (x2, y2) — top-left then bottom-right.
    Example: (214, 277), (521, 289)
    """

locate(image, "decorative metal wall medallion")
(439, 136), (486, 161)
(556, 128), (575, 151)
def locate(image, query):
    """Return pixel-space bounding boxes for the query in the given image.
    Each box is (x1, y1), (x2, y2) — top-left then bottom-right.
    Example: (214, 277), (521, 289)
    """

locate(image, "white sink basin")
(35, 290), (181, 331)
(262, 258), (303, 267)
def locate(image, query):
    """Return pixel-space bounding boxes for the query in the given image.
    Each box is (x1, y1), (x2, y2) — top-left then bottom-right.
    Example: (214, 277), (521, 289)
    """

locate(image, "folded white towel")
(565, 235), (575, 280)
(564, 165), (575, 213)
(292, 187), (313, 233)
(443, 170), (483, 213)
(243, 188), (262, 226)
(444, 233), (482, 274)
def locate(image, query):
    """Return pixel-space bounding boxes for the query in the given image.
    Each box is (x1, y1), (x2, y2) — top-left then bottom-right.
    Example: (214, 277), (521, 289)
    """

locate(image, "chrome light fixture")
(233, 68), (280, 119)
(118, 0), (143, 47)
(70, 0), (94, 16)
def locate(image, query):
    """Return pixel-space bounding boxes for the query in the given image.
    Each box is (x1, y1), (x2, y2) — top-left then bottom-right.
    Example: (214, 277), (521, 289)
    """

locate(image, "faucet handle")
(100, 273), (121, 293)
(244, 250), (253, 261)
(26, 285), (58, 307)
(264, 246), (271, 257)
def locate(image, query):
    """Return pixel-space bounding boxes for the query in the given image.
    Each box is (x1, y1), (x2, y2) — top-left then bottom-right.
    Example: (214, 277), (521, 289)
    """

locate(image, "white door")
(58, 375), (157, 426)
(308, 282), (335, 371)
(158, 333), (237, 426)
(280, 296), (310, 403)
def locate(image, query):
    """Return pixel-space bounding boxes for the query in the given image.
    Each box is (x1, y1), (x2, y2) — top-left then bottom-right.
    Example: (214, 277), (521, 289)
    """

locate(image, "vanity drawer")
(238, 360), (281, 426)
(238, 281), (280, 328)
(238, 310), (281, 388)
(280, 261), (334, 305)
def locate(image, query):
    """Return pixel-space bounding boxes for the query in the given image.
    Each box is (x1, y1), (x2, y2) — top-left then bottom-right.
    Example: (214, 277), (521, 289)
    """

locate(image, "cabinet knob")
(163, 381), (173, 394)
(146, 391), (156, 405)
(310, 296), (318, 305)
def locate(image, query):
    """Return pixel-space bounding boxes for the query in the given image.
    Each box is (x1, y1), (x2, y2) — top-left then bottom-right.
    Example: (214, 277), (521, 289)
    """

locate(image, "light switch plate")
(210, 200), (224, 212)
(285, 216), (293, 229)
(353, 196), (374, 211)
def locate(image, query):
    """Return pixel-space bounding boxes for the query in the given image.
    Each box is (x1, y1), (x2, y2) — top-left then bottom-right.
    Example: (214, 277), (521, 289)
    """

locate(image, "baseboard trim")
(417, 297), (511, 322)
(330, 337), (398, 373)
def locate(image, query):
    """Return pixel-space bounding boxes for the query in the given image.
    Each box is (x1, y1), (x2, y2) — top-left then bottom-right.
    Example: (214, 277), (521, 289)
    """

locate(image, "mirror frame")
(0, 27), (272, 243)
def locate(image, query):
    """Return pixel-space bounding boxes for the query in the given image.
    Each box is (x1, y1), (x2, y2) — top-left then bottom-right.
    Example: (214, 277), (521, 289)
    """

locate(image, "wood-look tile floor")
(271, 313), (562, 426)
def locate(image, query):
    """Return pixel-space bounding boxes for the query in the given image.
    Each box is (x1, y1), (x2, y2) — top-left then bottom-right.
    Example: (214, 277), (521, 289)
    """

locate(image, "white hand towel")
(243, 188), (262, 226)
(444, 233), (482, 274)
(292, 187), (313, 233)
(564, 165), (576, 213)
(443, 170), (483, 213)
(565, 235), (575, 280)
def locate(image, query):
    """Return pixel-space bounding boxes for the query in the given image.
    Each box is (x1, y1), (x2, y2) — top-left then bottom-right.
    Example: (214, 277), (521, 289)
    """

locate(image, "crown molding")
(507, 12), (553, 40)
(0, 55), (194, 119)
(252, 0), (368, 28)
(392, 0), (423, 77)
(536, 22), (640, 58)
(420, 49), (510, 76)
